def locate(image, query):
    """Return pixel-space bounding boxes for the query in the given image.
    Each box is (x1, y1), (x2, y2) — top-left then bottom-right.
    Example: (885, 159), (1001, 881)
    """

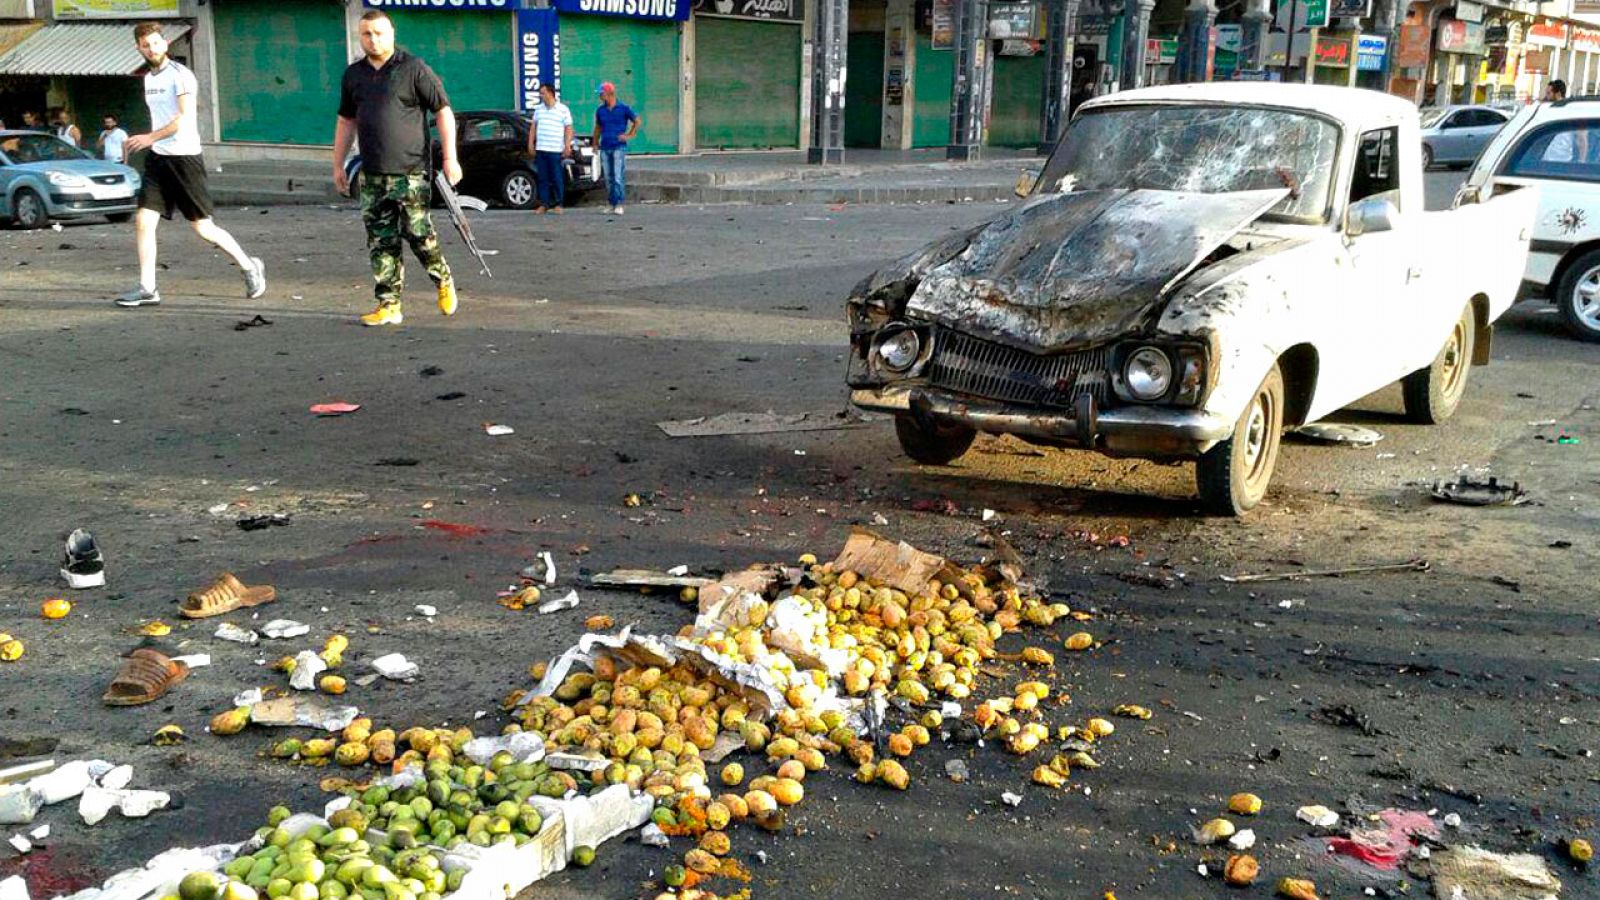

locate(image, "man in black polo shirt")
(332, 9), (461, 327)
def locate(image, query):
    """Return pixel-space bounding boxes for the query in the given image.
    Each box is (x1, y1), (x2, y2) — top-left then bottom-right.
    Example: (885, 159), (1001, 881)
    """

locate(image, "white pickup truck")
(847, 83), (1535, 514)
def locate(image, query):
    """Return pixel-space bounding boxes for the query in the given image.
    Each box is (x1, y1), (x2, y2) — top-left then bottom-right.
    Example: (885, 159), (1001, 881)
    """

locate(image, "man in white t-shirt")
(97, 115), (128, 162)
(526, 83), (573, 214)
(115, 21), (265, 308)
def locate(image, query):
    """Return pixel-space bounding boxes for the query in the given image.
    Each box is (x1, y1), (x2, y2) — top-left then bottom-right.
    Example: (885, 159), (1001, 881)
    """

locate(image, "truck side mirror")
(1347, 196), (1399, 237)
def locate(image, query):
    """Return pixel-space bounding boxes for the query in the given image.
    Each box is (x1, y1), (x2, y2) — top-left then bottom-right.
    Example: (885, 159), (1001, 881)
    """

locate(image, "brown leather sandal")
(103, 649), (190, 706)
(178, 572), (276, 619)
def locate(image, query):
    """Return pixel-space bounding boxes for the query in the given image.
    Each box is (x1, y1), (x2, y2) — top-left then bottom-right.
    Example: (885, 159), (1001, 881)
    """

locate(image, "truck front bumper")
(851, 386), (1234, 458)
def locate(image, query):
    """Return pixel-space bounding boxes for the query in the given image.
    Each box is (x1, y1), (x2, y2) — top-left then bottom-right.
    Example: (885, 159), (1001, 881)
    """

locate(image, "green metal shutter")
(385, 12), (515, 112)
(562, 16), (679, 154)
(911, 33), (952, 148)
(844, 31), (884, 148)
(694, 17), (801, 150)
(213, 0), (344, 144)
(987, 53), (1042, 147)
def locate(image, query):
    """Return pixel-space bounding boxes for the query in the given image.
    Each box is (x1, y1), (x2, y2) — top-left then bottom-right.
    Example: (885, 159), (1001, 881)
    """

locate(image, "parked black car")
(345, 109), (600, 209)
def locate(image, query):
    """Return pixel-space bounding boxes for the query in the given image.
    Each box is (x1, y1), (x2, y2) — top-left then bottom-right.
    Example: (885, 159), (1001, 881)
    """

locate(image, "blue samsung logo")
(362, 0), (511, 8)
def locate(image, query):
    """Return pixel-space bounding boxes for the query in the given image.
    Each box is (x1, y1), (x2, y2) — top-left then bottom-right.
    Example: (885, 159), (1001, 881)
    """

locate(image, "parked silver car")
(0, 130), (140, 229)
(1419, 105), (1510, 169)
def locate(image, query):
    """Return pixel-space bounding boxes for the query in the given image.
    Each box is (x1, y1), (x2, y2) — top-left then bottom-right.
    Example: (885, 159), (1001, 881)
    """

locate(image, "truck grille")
(926, 329), (1111, 409)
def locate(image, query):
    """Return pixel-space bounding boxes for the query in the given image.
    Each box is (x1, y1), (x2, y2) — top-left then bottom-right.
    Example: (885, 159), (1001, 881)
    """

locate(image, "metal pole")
(807, 0), (848, 163)
(1039, 0), (1076, 151)
(1120, 0), (1155, 88)
(1282, 0), (1300, 79)
(947, 0), (988, 159)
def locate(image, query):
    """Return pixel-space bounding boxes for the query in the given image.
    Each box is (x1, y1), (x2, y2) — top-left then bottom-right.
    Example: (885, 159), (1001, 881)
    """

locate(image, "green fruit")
(328, 809), (367, 832)
(269, 829), (292, 849)
(664, 865), (687, 887)
(431, 822), (456, 844)
(271, 740), (302, 759)
(266, 880), (292, 899)
(409, 798), (433, 819)
(180, 872), (221, 900)
(445, 870), (464, 892)
(304, 825), (329, 843)
(323, 827), (359, 847)
(221, 883), (259, 900)
(487, 816), (511, 836)
(516, 809), (542, 835)
(390, 830), (416, 851)
(462, 766), (483, 789)
(572, 845), (596, 867)
(319, 883), (349, 900)
(286, 858), (326, 885)
(288, 884), (318, 900)
(361, 866), (397, 889)
(489, 751), (513, 773)
(362, 786), (390, 806)
(334, 858), (373, 886)
(537, 777), (566, 799)
(267, 806), (292, 827)
(651, 807), (677, 828)
(468, 831), (491, 848)
(226, 858), (256, 879)
(246, 875), (272, 892)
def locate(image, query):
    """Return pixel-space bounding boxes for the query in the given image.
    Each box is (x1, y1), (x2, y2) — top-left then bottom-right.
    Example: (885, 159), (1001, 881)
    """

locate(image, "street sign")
(514, 8), (559, 112)
(1274, 0), (1329, 31)
(1302, 0), (1329, 30)
(1356, 33), (1387, 71)
(1329, 0), (1369, 17)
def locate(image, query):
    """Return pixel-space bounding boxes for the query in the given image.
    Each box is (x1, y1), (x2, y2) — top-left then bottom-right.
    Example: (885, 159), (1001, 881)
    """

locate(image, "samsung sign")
(554, 0), (689, 21)
(516, 8), (560, 111)
(362, 0), (513, 9)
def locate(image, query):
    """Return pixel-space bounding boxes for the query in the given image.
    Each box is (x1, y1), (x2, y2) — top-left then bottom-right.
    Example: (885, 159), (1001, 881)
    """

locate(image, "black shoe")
(61, 528), (105, 589)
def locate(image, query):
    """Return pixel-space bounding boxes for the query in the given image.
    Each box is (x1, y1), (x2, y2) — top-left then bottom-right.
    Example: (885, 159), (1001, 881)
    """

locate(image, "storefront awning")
(0, 21), (44, 61)
(0, 22), (191, 77)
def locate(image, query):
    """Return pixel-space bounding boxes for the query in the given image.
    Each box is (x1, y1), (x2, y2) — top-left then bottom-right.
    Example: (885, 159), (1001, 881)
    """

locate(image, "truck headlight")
(48, 171), (89, 188)
(873, 326), (923, 373)
(1124, 347), (1172, 400)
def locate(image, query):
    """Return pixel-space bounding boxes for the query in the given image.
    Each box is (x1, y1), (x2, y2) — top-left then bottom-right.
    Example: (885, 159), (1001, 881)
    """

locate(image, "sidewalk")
(625, 148), (1041, 205)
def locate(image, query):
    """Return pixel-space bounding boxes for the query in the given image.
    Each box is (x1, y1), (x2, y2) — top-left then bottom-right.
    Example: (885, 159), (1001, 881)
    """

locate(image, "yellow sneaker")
(437, 280), (458, 316)
(360, 305), (404, 327)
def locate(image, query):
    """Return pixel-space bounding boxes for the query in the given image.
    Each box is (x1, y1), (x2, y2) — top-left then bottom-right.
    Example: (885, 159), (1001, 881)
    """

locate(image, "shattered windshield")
(1039, 104), (1340, 222)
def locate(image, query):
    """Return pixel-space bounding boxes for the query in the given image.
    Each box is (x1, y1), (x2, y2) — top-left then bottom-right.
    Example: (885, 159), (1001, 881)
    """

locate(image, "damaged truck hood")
(904, 187), (1288, 350)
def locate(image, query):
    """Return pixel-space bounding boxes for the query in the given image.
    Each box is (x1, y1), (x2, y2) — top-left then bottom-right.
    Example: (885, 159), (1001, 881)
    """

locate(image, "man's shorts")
(139, 153), (214, 221)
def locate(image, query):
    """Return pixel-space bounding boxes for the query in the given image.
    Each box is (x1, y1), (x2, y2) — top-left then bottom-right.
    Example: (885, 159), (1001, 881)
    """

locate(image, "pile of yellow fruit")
(265, 720), (477, 771)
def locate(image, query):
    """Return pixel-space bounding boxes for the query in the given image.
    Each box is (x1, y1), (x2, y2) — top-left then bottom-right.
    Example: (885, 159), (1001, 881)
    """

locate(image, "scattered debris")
(78, 787), (169, 825)
(1291, 423), (1384, 445)
(1229, 829), (1257, 850)
(309, 402), (361, 417)
(484, 423), (515, 436)
(233, 314), (272, 331)
(1001, 792), (1022, 807)
(102, 650), (190, 706)
(588, 568), (715, 589)
(1429, 476), (1528, 507)
(944, 759), (969, 783)
(1313, 703), (1383, 736)
(371, 653), (420, 682)
(1422, 846), (1562, 900)
(236, 513), (291, 531)
(261, 619), (310, 639)
(178, 572), (276, 619)
(415, 604), (437, 617)
(1325, 808), (1438, 870)
(249, 697), (359, 732)
(1297, 805), (1341, 829)
(538, 590), (581, 614)
(656, 410), (871, 438)
(60, 528), (105, 590)
(1222, 559), (1429, 583)
(213, 622), (258, 644)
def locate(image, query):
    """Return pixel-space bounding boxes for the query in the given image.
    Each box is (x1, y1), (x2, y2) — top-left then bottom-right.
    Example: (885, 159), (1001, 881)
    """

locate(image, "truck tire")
(1555, 247), (1600, 343)
(1196, 364), (1283, 516)
(894, 414), (976, 465)
(1401, 304), (1475, 424)
(11, 188), (46, 230)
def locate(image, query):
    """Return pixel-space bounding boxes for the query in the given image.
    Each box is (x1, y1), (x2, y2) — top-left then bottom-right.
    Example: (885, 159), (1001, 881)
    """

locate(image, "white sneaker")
(114, 287), (160, 308)
(614, 206), (625, 216)
(244, 256), (267, 300)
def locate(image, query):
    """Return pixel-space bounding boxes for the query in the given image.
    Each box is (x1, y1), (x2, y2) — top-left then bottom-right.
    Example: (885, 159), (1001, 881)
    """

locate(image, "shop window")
(1504, 120), (1600, 183)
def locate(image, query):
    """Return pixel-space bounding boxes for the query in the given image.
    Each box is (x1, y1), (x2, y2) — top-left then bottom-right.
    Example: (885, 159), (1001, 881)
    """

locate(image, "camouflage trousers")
(360, 171), (452, 308)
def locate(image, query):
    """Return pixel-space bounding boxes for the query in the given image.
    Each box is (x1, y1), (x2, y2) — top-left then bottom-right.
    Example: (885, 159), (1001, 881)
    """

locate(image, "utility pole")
(948, 0), (989, 159)
(1370, 0), (1402, 90)
(1240, 0), (1269, 71)
(1281, 0), (1300, 79)
(807, 0), (848, 163)
(1039, 0), (1077, 151)
(1120, 0), (1155, 88)
(1175, 0), (1217, 82)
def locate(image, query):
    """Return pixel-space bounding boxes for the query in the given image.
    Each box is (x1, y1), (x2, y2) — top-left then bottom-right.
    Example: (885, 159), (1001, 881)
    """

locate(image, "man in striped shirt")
(527, 83), (573, 214)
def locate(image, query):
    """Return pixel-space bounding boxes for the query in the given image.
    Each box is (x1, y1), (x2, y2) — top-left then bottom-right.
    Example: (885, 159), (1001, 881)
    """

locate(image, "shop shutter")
(563, 15), (680, 154)
(213, 0), (344, 144)
(912, 32), (953, 148)
(987, 53), (1042, 147)
(845, 31), (884, 147)
(694, 17), (801, 149)
(385, 11), (515, 112)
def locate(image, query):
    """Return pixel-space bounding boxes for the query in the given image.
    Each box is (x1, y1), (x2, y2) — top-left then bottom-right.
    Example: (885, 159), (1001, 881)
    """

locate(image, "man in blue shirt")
(592, 82), (640, 215)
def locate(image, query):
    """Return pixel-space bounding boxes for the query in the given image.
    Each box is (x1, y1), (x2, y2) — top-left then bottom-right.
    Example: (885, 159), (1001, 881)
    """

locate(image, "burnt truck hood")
(903, 187), (1288, 351)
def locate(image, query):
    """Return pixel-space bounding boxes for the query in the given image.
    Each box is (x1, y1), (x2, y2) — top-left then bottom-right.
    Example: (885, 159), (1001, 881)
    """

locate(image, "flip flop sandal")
(179, 572), (277, 619)
(103, 648), (190, 706)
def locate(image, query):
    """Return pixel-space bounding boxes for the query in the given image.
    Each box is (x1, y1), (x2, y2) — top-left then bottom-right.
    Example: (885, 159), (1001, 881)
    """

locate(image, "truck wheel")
(1196, 364), (1283, 516)
(1401, 304), (1475, 424)
(1555, 248), (1600, 343)
(11, 189), (46, 230)
(894, 414), (976, 465)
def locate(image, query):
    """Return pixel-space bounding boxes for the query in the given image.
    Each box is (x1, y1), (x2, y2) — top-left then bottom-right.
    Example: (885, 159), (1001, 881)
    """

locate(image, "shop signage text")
(553, 0), (689, 20)
(1313, 34), (1350, 67)
(1396, 22), (1429, 67)
(514, 7), (559, 112)
(1329, 0), (1369, 18)
(988, 0), (1037, 39)
(692, 0), (802, 23)
(362, 0), (512, 8)
(1437, 19), (1486, 55)
(1355, 33), (1386, 71)
(54, 0), (176, 18)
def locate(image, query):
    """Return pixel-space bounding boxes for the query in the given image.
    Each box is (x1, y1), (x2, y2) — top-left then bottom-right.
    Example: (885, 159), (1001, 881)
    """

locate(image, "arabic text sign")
(362, 0), (512, 8)
(54, 0), (176, 17)
(1313, 33), (1349, 67)
(1355, 33), (1386, 71)
(692, 0), (802, 22)
(554, 0), (689, 20)
(1436, 19), (1485, 56)
(515, 8), (559, 112)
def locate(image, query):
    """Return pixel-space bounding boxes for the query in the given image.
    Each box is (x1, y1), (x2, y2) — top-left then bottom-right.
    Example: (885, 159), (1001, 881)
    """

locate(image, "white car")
(848, 83), (1536, 514)
(1458, 98), (1600, 341)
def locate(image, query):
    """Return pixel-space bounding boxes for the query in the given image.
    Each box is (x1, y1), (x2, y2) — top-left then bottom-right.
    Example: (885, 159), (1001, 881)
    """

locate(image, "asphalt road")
(0, 197), (1596, 899)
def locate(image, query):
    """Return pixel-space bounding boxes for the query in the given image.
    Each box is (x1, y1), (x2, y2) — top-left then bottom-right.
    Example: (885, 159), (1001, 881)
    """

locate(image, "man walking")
(528, 83), (572, 214)
(97, 115), (128, 162)
(117, 22), (265, 308)
(592, 81), (640, 215)
(333, 9), (460, 327)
